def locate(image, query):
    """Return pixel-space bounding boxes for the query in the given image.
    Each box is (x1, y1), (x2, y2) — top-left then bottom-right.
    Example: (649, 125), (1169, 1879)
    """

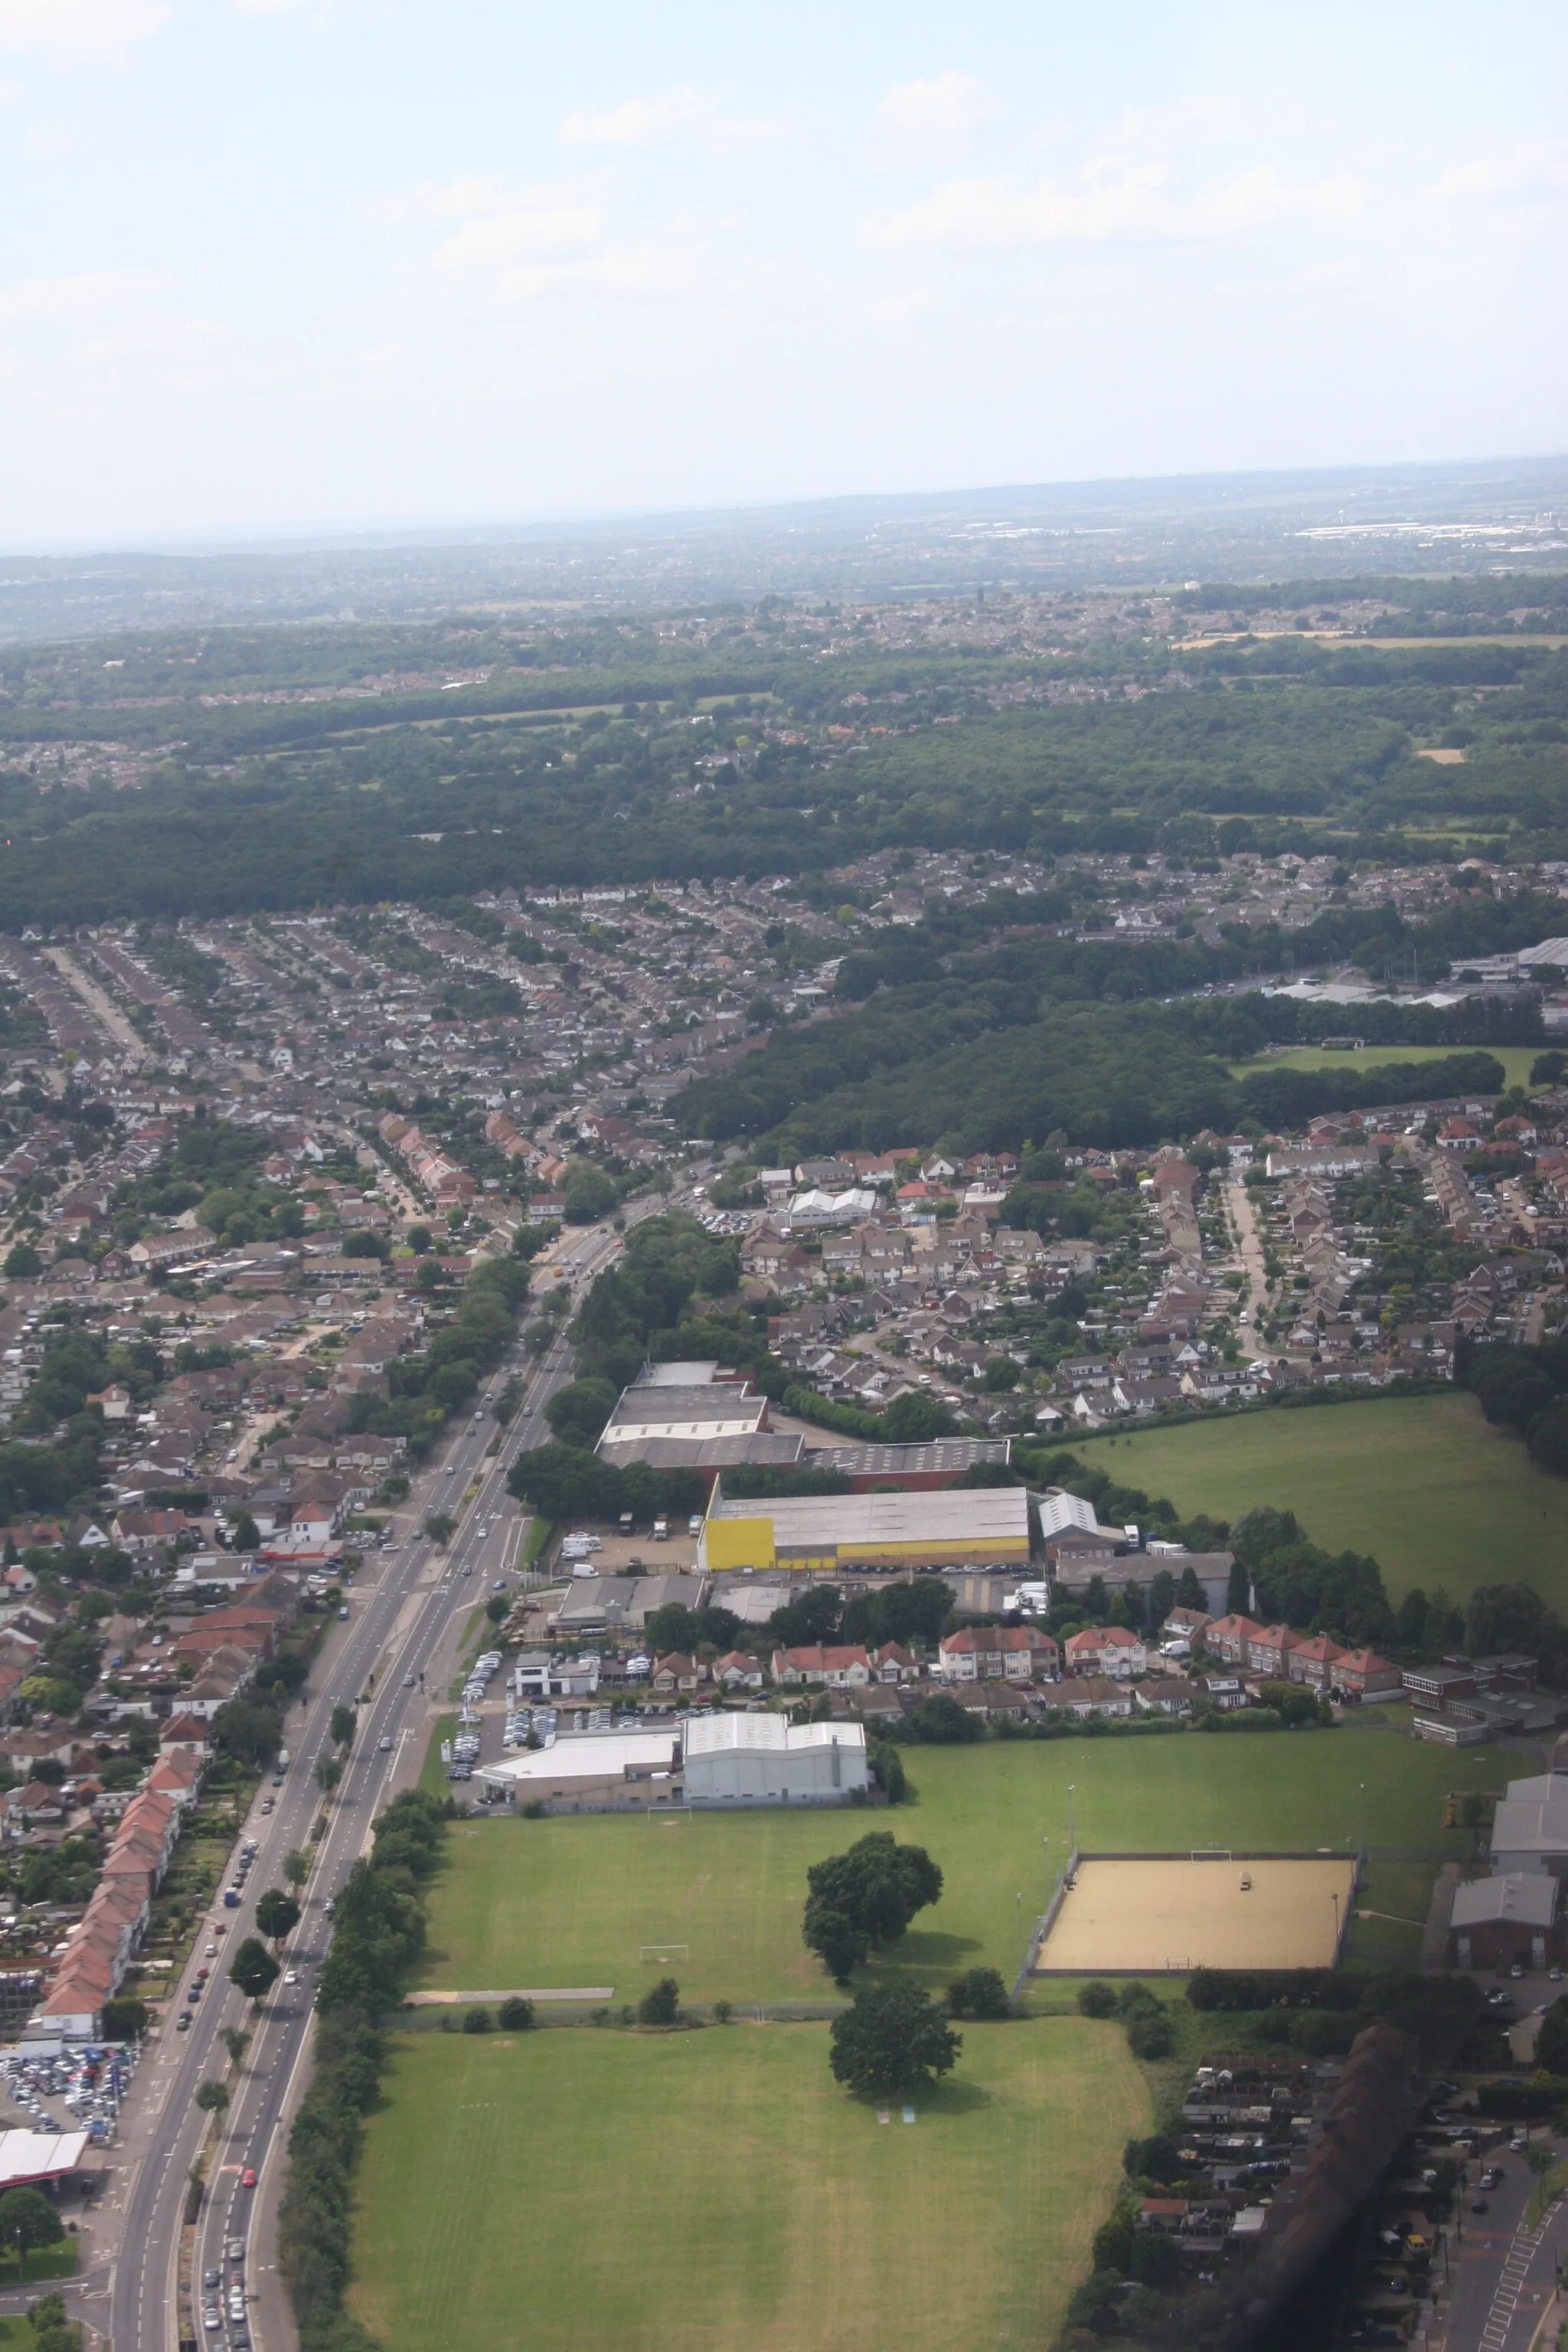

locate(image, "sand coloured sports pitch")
(1037, 1855), (1358, 1975)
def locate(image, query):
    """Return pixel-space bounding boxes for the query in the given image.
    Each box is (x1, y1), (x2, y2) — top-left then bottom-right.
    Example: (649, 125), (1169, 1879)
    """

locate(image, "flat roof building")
(699, 1481), (1031, 1573)
(683, 1713), (868, 1807)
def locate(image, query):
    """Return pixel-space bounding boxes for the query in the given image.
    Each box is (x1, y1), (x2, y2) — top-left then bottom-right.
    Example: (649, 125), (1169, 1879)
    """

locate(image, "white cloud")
(361, 176), (512, 230)
(872, 71), (998, 162)
(559, 84), (774, 153)
(0, 0), (167, 57)
(0, 268), (168, 325)
(1433, 147), (1568, 204)
(860, 162), (1364, 251)
(432, 205), (606, 273)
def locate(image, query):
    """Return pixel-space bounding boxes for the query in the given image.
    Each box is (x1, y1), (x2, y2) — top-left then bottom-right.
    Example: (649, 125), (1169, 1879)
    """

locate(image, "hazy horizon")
(2, 0), (1565, 547)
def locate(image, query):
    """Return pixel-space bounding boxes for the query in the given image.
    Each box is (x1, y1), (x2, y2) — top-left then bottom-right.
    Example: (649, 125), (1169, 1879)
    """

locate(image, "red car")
(241, 2168), (257, 2189)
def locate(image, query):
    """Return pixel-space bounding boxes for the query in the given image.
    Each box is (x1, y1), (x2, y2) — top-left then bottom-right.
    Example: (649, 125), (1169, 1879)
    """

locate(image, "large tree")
(0, 2184), (64, 2259)
(255, 1888), (301, 1947)
(228, 1936), (280, 2003)
(828, 1982), (961, 2098)
(802, 1832), (943, 1983)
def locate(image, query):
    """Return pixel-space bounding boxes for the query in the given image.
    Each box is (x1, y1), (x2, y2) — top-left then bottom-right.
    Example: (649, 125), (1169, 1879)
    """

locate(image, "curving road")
(96, 1217), (632, 2352)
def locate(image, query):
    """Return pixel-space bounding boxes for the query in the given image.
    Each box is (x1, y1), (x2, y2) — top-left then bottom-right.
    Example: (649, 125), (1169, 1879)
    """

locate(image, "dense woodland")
(0, 580), (1564, 926)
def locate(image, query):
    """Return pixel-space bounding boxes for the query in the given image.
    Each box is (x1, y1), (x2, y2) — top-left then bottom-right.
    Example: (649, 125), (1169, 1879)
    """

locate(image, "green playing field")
(417, 1726), (1501, 2008)
(350, 2016), (1149, 2352)
(1073, 1391), (1568, 1606)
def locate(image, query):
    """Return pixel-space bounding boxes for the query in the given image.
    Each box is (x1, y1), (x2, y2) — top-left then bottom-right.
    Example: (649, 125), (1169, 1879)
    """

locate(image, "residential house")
(770, 1645), (872, 1689)
(1063, 1625), (1147, 1680)
(937, 1625), (1060, 1684)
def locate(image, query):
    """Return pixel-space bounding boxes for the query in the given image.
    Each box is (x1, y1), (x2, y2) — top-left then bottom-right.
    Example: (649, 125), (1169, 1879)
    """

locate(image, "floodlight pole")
(1331, 1890), (1340, 1952)
(1017, 1890), (1024, 1975)
(1359, 1782), (1369, 1864)
(1068, 1784), (1077, 1852)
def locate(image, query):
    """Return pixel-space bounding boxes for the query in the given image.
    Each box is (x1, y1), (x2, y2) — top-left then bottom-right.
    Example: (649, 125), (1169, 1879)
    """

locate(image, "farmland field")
(1074, 1392), (1568, 1607)
(416, 1729), (1503, 2009)
(348, 2016), (1147, 2352)
(1227, 1042), (1543, 1089)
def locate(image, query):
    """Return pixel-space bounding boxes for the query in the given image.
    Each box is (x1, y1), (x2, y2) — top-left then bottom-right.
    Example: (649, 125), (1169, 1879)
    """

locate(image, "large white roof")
(1036, 1491), (1101, 1540)
(0, 2128), (89, 2188)
(684, 1715), (865, 1759)
(479, 1730), (678, 1787)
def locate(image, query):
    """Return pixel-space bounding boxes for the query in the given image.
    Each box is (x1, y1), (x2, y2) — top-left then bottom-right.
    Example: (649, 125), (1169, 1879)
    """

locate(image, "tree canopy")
(828, 1981), (962, 2098)
(802, 1831), (943, 1983)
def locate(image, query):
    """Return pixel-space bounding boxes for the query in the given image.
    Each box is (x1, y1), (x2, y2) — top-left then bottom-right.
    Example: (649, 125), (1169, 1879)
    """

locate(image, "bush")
(712, 1999), (732, 2025)
(1127, 2011), (1174, 2060)
(638, 1977), (681, 2027)
(902, 1693), (983, 1745)
(947, 1967), (1011, 2020)
(497, 1998), (534, 2031)
(1478, 2077), (1560, 2117)
(462, 2006), (491, 2034)
(1078, 1980), (1119, 2017)
(1129, 2230), (1181, 2288)
(1124, 2134), (1183, 2183)
(1091, 2215), (1132, 2272)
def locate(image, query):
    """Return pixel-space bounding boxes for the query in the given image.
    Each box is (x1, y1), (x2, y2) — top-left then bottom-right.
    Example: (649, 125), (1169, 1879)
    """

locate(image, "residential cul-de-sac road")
(80, 1214), (635, 2352)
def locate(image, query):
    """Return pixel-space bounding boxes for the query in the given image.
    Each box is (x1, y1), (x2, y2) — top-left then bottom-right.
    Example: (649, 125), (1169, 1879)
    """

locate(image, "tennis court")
(1037, 1854), (1357, 1975)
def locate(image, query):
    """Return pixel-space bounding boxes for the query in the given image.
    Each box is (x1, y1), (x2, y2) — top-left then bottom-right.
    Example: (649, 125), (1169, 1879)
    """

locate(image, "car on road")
(226, 2239), (245, 2260)
(378, 1733), (393, 1751)
(1472, 2195), (1490, 2213)
(204, 1942), (217, 1957)
(204, 2270), (220, 2291)
(202, 2308), (222, 2332)
(284, 1971), (299, 1986)
(241, 2167), (257, 2188)
(176, 2013), (191, 2030)
(1481, 2166), (1504, 2188)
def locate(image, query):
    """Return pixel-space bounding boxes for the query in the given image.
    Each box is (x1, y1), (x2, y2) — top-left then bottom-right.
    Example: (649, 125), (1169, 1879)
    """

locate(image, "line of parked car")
(201, 2231), (250, 2345)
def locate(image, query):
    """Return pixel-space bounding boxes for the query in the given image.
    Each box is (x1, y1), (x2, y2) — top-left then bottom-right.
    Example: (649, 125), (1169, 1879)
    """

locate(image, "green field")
(350, 2016), (1148, 2352)
(1074, 1392), (1568, 1607)
(418, 1730), (1503, 2008)
(1227, 1042), (1543, 1088)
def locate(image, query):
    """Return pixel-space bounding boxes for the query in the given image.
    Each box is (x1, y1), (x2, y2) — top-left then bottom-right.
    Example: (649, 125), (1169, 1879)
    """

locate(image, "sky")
(1, 0), (1565, 547)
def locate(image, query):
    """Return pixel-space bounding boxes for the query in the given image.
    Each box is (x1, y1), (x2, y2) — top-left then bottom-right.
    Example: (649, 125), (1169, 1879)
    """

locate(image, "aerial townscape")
(4, 8), (1568, 2352)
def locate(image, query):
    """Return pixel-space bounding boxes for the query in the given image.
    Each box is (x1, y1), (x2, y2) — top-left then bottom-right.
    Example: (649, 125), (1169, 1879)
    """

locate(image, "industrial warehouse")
(697, 1480), (1032, 1573)
(475, 1713), (870, 1812)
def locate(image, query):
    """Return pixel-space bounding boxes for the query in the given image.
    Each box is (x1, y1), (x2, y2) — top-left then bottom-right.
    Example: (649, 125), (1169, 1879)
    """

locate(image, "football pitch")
(416, 1729), (1502, 2008)
(348, 2017), (1148, 2352)
(1073, 1391), (1568, 1606)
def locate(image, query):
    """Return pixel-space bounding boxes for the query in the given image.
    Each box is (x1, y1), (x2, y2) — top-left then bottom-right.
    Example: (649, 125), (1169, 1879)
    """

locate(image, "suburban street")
(1435, 2150), (1568, 2352)
(90, 1214), (632, 2352)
